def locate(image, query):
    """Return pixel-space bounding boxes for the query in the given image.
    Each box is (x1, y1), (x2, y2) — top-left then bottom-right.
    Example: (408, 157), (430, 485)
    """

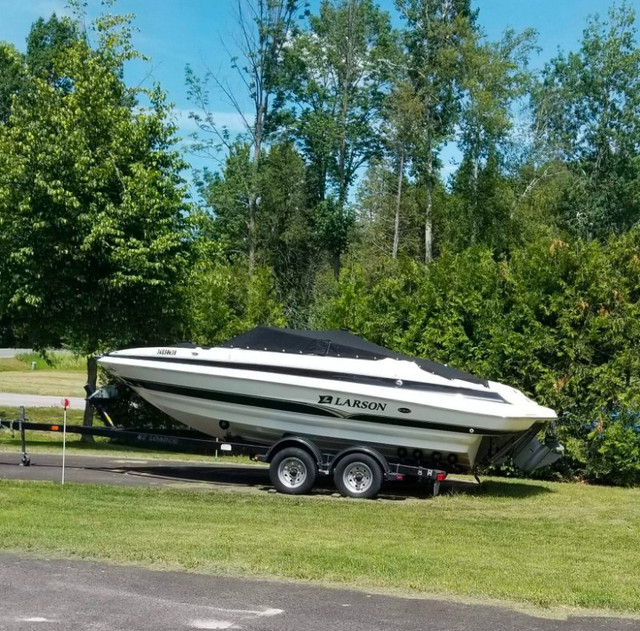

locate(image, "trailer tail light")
(436, 472), (447, 482)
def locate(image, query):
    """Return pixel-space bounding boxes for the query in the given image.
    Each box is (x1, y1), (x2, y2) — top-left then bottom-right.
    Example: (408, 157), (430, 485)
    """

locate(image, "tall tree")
(0, 8), (189, 429)
(448, 28), (537, 253)
(395, 0), (477, 262)
(458, 29), (536, 198)
(26, 13), (79, 88)
(187, 0), (300, 273)
(380, 80), (422, 258)
(286, 0), (395, 206)
(258, 142), (315, 322)
(534, 3), (640, 239)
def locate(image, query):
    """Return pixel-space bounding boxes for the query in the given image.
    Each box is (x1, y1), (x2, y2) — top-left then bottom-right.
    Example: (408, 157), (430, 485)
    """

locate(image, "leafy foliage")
(534, 3), (640, 239)
(311, 229), (640, 485)
(0, 10), (189, 354)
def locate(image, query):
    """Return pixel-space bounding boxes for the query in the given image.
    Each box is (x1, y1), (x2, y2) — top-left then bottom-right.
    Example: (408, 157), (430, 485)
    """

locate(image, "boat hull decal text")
(318, 395), (387, 412)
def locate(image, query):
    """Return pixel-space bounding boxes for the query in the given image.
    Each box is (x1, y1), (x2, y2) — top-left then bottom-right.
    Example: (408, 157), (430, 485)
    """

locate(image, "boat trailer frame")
(0, 404), (448, 497)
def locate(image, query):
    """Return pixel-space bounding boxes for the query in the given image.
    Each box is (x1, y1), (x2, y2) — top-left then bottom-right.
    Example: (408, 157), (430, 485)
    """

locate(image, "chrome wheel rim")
(279, 457), (308, 489)
(343, 462), (373, 494)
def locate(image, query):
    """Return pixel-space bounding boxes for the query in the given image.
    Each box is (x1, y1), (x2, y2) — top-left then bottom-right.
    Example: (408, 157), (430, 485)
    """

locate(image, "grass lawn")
(1, 477), (638, 615)
(0, 352), (86, 397)
(0, 371), (86, 397)
(0, 351), (86, 372)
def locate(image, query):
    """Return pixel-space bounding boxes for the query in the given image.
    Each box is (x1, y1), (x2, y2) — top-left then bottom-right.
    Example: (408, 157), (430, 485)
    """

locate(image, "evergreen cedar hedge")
(310, 230), (640, 486)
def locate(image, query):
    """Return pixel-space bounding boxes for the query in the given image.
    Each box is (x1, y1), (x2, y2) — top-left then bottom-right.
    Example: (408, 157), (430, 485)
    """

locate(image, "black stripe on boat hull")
(127, 378), (517, 437)
(111, 354), (507, 403)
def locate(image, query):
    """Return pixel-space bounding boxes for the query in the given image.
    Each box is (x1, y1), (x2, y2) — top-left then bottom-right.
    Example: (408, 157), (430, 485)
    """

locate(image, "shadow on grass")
(114, 462), (552, 501)
(116, 463), (272, 489)
(447, 477), (553, 499)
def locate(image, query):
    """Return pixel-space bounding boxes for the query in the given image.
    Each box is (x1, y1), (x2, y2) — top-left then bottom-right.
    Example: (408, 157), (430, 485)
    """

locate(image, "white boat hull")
(99, 350), (557, 471)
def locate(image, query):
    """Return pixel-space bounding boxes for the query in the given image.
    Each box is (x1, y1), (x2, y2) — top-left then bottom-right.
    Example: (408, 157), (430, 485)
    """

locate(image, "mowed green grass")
(0, 371), (86, 397)
(1, 352), (86, 372)
(1, 478), (638, 614)
(0, 352), (86, 397)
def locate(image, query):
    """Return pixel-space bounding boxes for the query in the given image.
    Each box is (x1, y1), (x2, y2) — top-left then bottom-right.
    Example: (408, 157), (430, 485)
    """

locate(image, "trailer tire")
(270, 447), (317, 495)
(334, 453), (382, 499)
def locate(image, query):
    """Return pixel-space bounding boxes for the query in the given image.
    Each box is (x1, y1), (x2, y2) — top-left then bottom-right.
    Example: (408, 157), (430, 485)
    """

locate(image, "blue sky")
(1, 0), (637, 180)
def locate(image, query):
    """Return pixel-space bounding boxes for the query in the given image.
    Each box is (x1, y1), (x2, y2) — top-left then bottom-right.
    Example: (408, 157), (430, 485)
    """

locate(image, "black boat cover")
(221, 326), (487, 386)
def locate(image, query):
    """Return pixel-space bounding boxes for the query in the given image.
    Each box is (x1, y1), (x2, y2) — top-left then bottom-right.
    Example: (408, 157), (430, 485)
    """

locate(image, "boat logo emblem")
(398, 407), (411, 414)
(318, 395), (387, 411)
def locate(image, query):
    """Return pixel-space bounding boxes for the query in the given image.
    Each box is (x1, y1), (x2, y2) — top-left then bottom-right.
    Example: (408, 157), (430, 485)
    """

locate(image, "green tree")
(0, 43), (27, 124)
(187, 0), (300, 273)
(286, 0), (395, 205)
(26, 13), (79, 88)
(200, 141), (253, 254)
(258, 142), (316, 323)
(1, 13), (79, 125)
(534, 3), (640, 239)
(184, 256), (285, 345)
(354, 158), (422, 260)
(0, 8), (190, 429)
(281, 0), (395, 274)
(448, 29), (537, 253)
(380, 80), (422, 258)
(395, 0), (477, 262)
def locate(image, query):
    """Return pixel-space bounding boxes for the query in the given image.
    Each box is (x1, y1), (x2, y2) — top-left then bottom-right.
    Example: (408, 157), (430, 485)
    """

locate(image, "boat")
(98, 327), (561, 476)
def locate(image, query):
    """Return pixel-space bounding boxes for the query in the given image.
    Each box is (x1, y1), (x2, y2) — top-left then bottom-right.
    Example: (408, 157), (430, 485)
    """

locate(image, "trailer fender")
(331, 446), (389, 476)
(264, 436), (324, 467)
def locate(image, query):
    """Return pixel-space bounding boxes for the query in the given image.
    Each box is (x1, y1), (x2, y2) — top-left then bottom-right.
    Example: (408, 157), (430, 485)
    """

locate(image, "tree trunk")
(393, 151), (404, 259)
(424, 134), (433, 264)
(248, 100), (265, 275)
(81, 354), (97, 443)
(337, 0), (356, 207)
(248, 191), (257, 274)
(471, 151), (479, 246)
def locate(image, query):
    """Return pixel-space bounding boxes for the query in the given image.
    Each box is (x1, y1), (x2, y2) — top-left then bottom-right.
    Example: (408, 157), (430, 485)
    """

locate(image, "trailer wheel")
(269, 447), (317, 495)
(334, 454), (382, 499)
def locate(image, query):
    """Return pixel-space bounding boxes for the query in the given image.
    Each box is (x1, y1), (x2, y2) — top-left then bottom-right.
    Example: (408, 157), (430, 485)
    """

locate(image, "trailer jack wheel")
(270, 447), (317, 495)
(20, 454), (30, 467)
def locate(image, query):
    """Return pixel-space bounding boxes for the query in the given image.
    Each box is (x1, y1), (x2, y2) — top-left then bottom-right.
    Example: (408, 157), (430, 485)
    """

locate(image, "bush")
(310, 230), (640, 485)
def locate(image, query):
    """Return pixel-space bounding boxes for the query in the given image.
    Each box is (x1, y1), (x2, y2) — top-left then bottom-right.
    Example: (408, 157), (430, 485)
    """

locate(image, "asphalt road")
(0, 393), (86, 409)
(0, 451), (274, 491)
(1, 554), (638, 631)
(0, 348), (31, 358)
(0, 451), (467, 498)
(0, 451), (506, 499)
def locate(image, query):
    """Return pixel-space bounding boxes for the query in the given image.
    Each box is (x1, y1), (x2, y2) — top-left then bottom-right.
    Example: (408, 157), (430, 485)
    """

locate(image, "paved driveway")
(0, 348), (31, 358)
(1, 554), (638, 631)
(0, 393), (86, 409)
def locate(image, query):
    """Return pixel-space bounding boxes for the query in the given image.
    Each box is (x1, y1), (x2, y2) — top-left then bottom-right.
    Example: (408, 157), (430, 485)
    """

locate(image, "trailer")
(0, 397), (448, 499)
